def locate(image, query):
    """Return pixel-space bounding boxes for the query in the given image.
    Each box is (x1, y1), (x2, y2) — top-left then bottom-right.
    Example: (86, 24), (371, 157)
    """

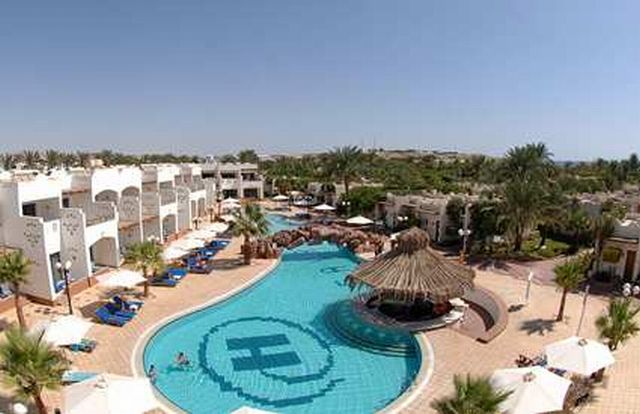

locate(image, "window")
(21, 203), (36, 217)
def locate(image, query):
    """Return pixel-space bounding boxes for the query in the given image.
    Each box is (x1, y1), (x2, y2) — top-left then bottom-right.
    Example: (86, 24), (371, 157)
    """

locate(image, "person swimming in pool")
(175, 352), (191, 367)
(148, 364), (158, 383)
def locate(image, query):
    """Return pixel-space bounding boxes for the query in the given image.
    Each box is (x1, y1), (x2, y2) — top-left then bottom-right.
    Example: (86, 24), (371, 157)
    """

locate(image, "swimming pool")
(143, 243), (420, 413)
(266, 213), (304, 234)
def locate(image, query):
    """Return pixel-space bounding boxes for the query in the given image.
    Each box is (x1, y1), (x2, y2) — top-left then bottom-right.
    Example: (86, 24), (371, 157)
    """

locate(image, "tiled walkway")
(0, 242), (638, 413)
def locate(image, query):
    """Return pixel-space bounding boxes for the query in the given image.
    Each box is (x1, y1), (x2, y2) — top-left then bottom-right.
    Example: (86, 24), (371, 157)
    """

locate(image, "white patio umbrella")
(313, 203), (336, 212)
(187, 229), (216, 240)
(97, 270), (146, 288)
(272, 194), (289, 201)
(490, 366), (571, 414)
(32, 315), (93, 347)
(346, 215), (374, 225)
(205, 222), (229, 233)
(221, 197), (240, 205)
(64, 373), (158, 414)
(545, 336), (615, 376)
(162, 246), (189, 261)
(174, 237), (205, 250)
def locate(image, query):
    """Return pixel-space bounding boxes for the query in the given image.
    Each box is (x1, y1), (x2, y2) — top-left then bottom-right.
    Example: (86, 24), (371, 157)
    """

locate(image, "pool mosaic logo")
(198, 316), (344, 408)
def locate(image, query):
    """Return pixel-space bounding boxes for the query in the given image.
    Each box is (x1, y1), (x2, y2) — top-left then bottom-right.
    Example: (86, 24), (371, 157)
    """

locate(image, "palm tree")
(43, 150), (61, 170)
(232, 203), (269, 265)
(125, 241), (164, 297)
(553, 254), (589, 322)
(592, 213), (616, 274)
(21, 150), (41, 169)
(76, 151), (91, 168)
(501, 181), (542, 252)
(0, 327), (69, 414)
(596, 298), (640, 351)
(325, 146), (364, 197)
(0, 153), (17, 170)
(500, 143), (554, 252)
(431, 374), (511, 414)
(0, 251), (31, 329)
(60, 152), (78, 168)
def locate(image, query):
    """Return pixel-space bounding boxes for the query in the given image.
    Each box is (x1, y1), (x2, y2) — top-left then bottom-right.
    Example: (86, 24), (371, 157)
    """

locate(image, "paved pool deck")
(0, 238), (637, 413)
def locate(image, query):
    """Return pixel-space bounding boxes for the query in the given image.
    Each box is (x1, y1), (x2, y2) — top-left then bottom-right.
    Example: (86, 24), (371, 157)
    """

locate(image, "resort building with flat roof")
(0, 163), (217, 304)
(202, 161), (264, 200)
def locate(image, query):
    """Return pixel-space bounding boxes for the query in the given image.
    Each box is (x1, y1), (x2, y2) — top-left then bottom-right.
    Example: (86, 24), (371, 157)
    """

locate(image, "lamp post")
(207, 204), (215, 222)
(457, 202), (472, 263)
(55, 260), (74, 315)
(341, 200), (351, 217)
(396, 215), (409, 230)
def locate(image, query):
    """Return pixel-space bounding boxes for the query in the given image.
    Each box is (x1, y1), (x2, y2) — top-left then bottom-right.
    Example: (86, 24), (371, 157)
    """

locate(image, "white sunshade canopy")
(346, 215), (374, 225)
(64, 374), (158, 414)
(32, 315), (93, 347)
(490, 366), (571, 414)
(545, 336), (615, 376)
(187, 229), (217, 240)
(272, 194), (289, 201)
(174, 237), (205, 250)
(221, 197), (240, 205)
(204, 222), (229, 233)
(313, 203), (336, 212)
(97, 270), (146, 288)
(162, 246), (189, 261)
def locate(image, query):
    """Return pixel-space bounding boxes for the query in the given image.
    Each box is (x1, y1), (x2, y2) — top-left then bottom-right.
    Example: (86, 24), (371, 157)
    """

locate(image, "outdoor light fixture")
(56, 259), (74, 315)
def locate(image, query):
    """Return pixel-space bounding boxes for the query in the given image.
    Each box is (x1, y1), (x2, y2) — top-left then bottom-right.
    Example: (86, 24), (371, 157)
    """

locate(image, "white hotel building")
(0, 163), (220, 306)
(202, 161), (264, 200)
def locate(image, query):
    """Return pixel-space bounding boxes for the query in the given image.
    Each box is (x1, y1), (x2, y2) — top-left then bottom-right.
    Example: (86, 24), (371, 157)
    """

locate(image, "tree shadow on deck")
(520, 318), (558, 336)
(209, 257), (244, 270)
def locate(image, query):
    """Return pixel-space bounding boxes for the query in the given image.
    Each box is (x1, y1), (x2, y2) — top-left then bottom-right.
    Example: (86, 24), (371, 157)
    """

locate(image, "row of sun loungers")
(95, 296), (144, 326)
(94, 239), (230, 325)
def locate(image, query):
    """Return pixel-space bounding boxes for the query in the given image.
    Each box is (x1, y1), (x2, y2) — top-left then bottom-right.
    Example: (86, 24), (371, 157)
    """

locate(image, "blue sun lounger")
(95, 307), (129, 326)
(62, 371), (99, 384)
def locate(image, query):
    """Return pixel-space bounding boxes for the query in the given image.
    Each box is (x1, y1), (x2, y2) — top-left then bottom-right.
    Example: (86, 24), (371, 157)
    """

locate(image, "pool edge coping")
(131, 257), (282, 414)
(379, 333), (435, 414)
(131, 253), (434, 414)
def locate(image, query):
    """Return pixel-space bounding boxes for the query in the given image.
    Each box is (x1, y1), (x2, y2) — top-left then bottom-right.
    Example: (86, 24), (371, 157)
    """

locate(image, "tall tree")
(592, 212), (617, 274)
(0, 328), (69, 414)
(125, 241), (164, 297)
(553, 254), (590, 322)
(76, 152), (91, 168)
(325, 146), (364, 197)
(596, 298), (640, 351)
(431, 374), (511, 414)
(237, 149), (259, 164)
(0, 153), (17, 170)
(500, 142), (553, 252)
(21, 150), (41, 169)
(0, 251), (31, 329)
(232, 203), (269, 265)
(44, 150), (61, 169)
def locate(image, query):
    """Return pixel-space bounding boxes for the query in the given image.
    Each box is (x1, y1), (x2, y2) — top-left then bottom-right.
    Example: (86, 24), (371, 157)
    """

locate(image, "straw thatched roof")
(346, 227), (474, 302)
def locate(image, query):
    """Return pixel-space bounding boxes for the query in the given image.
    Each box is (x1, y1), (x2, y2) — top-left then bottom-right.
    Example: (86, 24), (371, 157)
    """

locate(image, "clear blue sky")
(1, 1), (638, 160)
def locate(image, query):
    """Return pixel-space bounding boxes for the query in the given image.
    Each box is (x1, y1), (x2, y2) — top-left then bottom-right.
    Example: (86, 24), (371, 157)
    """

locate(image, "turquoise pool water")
(143, 243), (419, 413)
(267, 213), (304, 234)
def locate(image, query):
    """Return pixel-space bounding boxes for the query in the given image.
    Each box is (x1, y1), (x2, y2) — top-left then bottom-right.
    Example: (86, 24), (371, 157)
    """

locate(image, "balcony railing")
(85, 202), (116, 227)
(189, 182), (205, 192)
(160, 189), (176, 206)
(242, 180), (263, 188)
